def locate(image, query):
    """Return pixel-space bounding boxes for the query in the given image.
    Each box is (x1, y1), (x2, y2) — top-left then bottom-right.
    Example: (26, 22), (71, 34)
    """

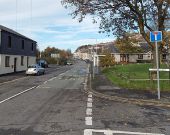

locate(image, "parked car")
(66, 62), (73, 65)
(26, 64), (45, 76)
(37, 59), (48, 68)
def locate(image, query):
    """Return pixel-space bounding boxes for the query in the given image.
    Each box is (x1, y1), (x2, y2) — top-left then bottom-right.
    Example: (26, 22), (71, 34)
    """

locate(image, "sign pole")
(155, 34), (161, 99)
(150, 31), (162, 99)
(93, 55), (95, 79)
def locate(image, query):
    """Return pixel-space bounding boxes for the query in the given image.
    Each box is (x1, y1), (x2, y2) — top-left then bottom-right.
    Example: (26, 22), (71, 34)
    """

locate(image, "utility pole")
(93, 46), (95, 79)
(16, 0), (18, 31)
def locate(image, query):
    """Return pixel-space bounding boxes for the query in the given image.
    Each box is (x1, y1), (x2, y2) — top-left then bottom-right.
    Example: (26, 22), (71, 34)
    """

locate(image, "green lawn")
(102, 64), (170, 91)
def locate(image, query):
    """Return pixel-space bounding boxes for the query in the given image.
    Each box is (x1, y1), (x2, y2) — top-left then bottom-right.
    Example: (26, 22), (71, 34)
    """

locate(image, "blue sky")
(0, 0), (114, 52)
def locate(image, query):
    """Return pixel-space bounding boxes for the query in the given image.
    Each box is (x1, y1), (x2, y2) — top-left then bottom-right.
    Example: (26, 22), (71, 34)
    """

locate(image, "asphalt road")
(0, 61), (88, 135)
(0, 61), (170, 135)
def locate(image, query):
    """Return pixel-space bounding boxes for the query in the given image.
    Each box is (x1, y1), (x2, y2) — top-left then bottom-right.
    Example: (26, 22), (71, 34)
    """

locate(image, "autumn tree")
(100, 52), (115, 67)
(115, 35), (144, 53)
(41, 47), (60, 58)
(62, 0), (170, 68)
(41, 47), (72, 65)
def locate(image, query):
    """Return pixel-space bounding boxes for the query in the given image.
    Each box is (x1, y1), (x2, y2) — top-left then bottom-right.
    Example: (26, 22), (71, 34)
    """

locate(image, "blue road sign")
(150, 31), (162, 42)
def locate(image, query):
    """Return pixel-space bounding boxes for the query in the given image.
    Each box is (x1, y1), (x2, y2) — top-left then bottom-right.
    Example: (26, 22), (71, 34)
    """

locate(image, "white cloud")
(0, 0), (114, 51)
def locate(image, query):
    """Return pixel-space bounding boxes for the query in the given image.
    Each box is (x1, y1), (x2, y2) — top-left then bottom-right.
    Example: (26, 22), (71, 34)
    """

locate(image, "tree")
(115, 34), (144, 53)
(41, 47), (66, 64)
(100, 52), (115, 67)
(66, 49), (72, 58)
(62, 0), (170, 68)
(36, 45), (41, 59)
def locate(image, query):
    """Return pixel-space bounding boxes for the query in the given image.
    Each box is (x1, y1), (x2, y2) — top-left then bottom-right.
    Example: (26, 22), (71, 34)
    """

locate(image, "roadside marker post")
(150, 31), (162, 99)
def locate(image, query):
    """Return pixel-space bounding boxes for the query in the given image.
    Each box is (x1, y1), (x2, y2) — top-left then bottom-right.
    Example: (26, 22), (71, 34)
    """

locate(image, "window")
(22, 40), (24, 50)
(21, 56), (24, 66)
(138, 54), (143, 59)
(8, 36), (11, 48)
(5, 56), (10, 67)
(120, 54), (127, 62)
(120, 54), (123, 62)
(31, 43), (34, 51)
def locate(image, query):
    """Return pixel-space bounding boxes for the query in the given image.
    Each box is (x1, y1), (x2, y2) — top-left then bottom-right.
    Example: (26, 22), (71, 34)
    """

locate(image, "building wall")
(0, 54), (36, 75)
(143, 54), (152, 60)
(129, 55), (138, 62)
(0, 30), (36, 56)
(113, 54), (121, 63)
(112, 53), (152, 63)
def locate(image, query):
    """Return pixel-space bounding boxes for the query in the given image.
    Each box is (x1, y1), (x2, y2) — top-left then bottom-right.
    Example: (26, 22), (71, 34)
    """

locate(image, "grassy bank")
(102, 64), (170, 91)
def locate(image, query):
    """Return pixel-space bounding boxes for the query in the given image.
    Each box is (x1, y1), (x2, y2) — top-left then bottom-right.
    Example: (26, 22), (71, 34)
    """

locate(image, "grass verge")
(102, 63), (170, 91)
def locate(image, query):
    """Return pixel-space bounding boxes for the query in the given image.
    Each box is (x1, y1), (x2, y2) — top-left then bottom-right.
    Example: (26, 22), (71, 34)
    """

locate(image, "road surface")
(0, 60), (169, 135)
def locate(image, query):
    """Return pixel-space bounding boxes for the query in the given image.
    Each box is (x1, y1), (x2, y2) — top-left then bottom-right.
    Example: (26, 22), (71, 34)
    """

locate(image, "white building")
(74, 52), (92, 60)
(0, 25), (37, 75)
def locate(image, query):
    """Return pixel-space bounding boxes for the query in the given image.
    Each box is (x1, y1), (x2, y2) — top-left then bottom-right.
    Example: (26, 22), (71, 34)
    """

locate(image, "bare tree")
(62, 0), (170, 68)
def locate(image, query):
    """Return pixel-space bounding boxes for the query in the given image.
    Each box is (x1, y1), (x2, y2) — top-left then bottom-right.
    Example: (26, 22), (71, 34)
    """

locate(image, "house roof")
(139, 42), (152, 53)
(102, 42), (120, 53)
(0, 25), (36, 42)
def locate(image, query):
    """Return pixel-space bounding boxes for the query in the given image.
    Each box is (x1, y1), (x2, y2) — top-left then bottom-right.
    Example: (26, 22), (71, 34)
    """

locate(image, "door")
(14, 58), (17, 72)
(27, 57), (29, 67)
(127, 54), (129, 63)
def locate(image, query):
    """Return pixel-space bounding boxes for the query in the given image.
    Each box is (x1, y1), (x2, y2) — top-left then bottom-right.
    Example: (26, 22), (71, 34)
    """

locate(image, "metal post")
(96, 39), (97, 54)
(93, 55), (95, 79)
(97, 56), (99, 74)
(155, 40), (160, 99)
(16, 0), (18, 31)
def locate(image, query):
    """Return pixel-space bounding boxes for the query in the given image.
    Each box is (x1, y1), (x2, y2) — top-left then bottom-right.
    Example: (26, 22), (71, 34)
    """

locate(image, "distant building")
(73, 52), (92, 60)
(111, 43), (153, 63)
(0, 25), (37, 75)
(75, 40), (169, 64)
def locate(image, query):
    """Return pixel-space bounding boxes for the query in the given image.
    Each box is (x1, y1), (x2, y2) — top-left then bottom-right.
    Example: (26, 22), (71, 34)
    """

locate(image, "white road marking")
(88, 98), (93, 103)
(43, 76), (58, 84)
(0, 86), (36, 104)
(48, 77), (57, 81)
(84, 70), (93, 126)
(87, 102), (92, 108)
(43, 81), (48, 84)
(59, 73), (64, 76)
(88, 94), (92, 98)
(86, 108), (92, 115)
(36, 85), (40, 88)
(84, 129), (92, 135)
(85, 117), (92, 126)
(0, 76), (28, 85)
(0, 70), (71, 104)
(37, 87), (51, 89)
(85, 94), (93, 126)
(84, 129), (165, 135)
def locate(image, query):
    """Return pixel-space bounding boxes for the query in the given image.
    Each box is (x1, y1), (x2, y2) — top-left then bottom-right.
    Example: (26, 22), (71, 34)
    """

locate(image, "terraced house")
(0, 25), (37, 75)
